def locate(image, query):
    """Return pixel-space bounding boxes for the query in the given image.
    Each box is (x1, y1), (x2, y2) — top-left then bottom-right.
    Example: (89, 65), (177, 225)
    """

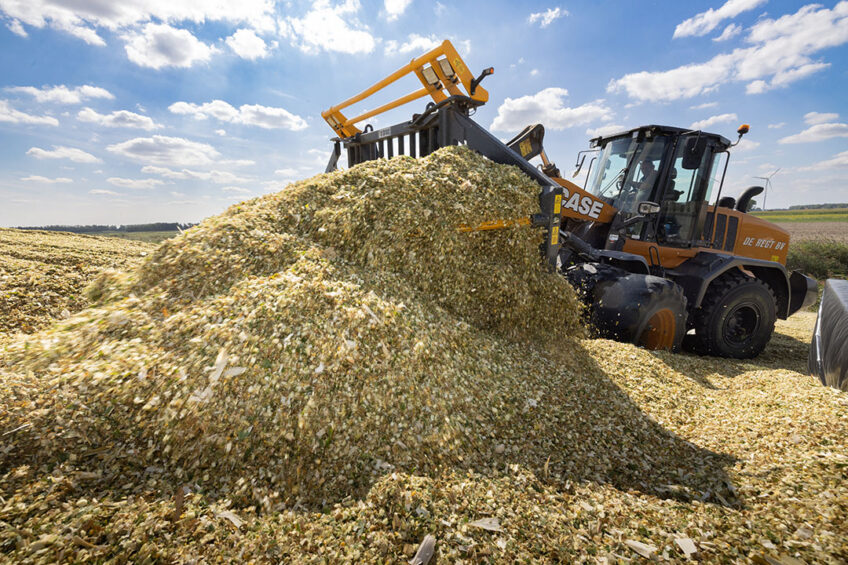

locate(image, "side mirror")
(638, 201), (661, 215)
(682, 136), (707, 170)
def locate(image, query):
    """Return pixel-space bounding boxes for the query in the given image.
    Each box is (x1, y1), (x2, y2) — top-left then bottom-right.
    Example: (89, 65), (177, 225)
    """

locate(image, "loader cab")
(586, 125), (730, 249)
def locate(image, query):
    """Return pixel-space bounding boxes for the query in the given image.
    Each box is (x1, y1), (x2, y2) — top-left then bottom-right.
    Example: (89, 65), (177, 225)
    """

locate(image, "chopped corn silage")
(0, 228), (153, 336)
(1, 147), (846, 563)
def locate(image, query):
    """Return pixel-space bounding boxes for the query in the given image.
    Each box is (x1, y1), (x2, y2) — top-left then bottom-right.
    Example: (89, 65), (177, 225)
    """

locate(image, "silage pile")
(0, 229), (153, 336)
(2, 147), (846, 563)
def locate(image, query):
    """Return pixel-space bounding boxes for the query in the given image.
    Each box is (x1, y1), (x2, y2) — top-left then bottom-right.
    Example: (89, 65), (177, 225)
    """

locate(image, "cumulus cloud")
(799, 150), (848, 170)
(7, 19), (26, 37)
(274, 167), (298, 176)
(690, 102), (719, 110)
(6, 84), (113, 104)
(89, 189), (119, 195)
(734, 139), (760, 152)
(804, 111), (839, 125)
(691, 112), (738, 130)
(280, 0), (377, 54)
(222, 186), (252, 193)
(384, 33), (469, 56)
(586, 124), (627, 138)
(27, 145), (100, 163)
(674, 0), (765, 38)
(610, 3), (848, 101)
(779, 122), (848, 144)
(0, 0), (276, 46)
(124, 23), (216, 69)
(490, 88), (612, 132)
(384, 33), (439, 54)
(107, 135), (220, 166)
(21, 175), (72, 183)
(106, 177), (164, 189)
(168, 99), (308, 130)
(528, 7), (568, 27)
(384, 0), (412, 21)
(713, 23), (742, 42)
(0, 100), (58, 126)
(77, 107), (158, 130)
(226, 28), (270, 60)
(141, 165), (250, 184)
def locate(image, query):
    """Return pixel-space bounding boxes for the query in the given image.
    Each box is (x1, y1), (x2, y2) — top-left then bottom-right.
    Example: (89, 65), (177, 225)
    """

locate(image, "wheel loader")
(322, 40), (818, 358)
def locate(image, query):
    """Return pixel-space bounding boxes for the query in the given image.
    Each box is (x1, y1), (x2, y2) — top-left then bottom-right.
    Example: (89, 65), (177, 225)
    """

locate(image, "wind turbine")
(753, 168), (781, 211)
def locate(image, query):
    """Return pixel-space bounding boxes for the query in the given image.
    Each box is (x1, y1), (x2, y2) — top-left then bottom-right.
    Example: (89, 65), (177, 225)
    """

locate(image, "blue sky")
(1, 0), (846, 226)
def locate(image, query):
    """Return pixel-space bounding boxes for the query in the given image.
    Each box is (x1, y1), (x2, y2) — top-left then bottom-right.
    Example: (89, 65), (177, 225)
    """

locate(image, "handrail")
(321, 40), (489, 138)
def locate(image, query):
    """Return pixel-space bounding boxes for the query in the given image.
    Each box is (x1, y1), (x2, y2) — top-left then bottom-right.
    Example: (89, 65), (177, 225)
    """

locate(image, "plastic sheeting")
(809, 279), (848, 391)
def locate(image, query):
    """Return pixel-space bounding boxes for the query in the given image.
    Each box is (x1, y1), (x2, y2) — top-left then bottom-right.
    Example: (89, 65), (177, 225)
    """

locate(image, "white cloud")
(7, 19), (26, 37)
(586, 124), (627, 138)
(690, 102), (719, 110)
(610, 3), (848, 102)
(804, 111), (839, 125)
(89, 189), (119, 195)
(222, 186), (252, 193)
(691, 112), (738, 130)
(6, 84), (113, 104)
(274, 167), (298, 176)
(734, 139), (760, 152)
(141, 165), (250, 184)
(0, 100), (58, 126)
(169, 99), (307, 130)
(124, 23), (216, 69)
(77, 107), (158, 130)
(384, 33), (439, 54)
(384, 0), (412, 21)
(779, 122), (848, 144)
(226, 28), (269, 60)
(27, 145), (100, 163)
(0, 1), (276, 46)
(768, 122), (786, 129)
(21, 175), (72, 183)
(800, 150), (848, 170)
(107, 135), (220, 166)
(215, 129), (227, 136)
(674, 0), (766, 38)
(528, 7), (568, 28)
(106, 177), (164, 189)
(713, 23), (742, 42)
(280, 0), (377, 55)
(490, 88), (612, 132)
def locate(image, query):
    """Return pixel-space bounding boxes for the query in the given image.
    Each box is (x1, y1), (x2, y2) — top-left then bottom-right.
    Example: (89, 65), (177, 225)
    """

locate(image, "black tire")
(689, 270), (776, 359)
(565, 263), (688, 351)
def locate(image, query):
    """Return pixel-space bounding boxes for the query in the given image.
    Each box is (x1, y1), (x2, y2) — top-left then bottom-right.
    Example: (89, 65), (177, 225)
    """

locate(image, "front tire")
(689, 270), (776, 359)
(566, 263), (688, 351)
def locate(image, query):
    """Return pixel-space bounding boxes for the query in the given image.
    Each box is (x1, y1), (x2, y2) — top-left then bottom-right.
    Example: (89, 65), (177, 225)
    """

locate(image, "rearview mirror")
(638, 201), (661, 215)
(682, 136), (707, 170)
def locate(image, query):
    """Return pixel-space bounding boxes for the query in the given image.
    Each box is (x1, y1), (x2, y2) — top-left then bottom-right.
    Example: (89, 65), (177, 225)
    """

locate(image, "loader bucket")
(809, 279), (848, 391)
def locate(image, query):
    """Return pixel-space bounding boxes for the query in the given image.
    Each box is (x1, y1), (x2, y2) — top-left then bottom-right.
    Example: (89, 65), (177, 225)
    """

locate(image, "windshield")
(587, 135), (670, 212)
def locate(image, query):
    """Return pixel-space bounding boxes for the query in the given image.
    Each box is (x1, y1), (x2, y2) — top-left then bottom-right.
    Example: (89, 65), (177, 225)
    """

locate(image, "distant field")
(752, 208), (848, 222)
(777, 221), (848, 244)
(98, 230), (180, 243)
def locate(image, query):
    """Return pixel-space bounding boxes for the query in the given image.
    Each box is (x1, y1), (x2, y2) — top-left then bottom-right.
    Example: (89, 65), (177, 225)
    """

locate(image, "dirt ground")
(778, 221), (848, 243)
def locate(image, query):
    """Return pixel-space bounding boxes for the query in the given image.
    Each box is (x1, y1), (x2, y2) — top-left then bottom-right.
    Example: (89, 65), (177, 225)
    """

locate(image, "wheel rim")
(638, 308), (676, 350)
(722, 303), (761, 348)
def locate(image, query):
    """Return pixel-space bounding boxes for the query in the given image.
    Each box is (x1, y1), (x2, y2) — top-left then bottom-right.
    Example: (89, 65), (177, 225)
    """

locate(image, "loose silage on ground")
(0, 229), (153, 336)
(1, 146), (846, 563)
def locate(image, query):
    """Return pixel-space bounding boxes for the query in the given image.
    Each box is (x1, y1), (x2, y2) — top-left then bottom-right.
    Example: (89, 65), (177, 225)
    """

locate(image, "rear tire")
(565, 263), (688, 351)
(689, 270), (776, 359)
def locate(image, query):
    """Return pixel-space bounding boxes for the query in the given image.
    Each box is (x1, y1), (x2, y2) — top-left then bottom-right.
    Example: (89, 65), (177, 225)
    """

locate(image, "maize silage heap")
(8, 147), (845, 562)
(2, 146), (718, 505)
